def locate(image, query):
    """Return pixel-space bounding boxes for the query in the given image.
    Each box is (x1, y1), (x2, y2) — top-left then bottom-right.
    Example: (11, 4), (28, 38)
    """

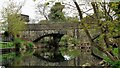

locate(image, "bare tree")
(35, 1), (53, 21)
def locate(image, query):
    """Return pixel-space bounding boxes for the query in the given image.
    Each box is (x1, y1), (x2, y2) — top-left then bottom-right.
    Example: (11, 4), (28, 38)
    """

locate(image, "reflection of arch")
(33, 52), (65, 62)
(33, 33), (64, 42)
(33, 33), (65, 62)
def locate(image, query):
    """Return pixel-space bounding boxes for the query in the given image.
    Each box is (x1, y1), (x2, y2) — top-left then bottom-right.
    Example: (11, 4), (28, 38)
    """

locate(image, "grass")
(0, 52), (16, 62)
(0, 36), (34, 49)
(0, 42), (15, 49)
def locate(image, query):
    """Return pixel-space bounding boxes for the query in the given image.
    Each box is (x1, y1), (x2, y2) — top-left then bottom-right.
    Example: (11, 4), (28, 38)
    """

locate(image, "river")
(1, 46), (101, 66)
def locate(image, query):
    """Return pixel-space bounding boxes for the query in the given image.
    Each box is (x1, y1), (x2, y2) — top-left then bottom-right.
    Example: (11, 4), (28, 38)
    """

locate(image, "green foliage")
(0, 52), (16, 62)
(7, 13), (26, 36)
(109, 2), (120, 14)
(96, 33), (105, 46)
(109, 2), (120, 20)
(66, 17), (79, 23)
(113, 48), (118, 56)
(1, 1), (26, 37)
(67, 49), (80, 58)
(0, 42), (14, 48)
(104, 55), (111, 63)
(104, 59), (120, 68)
(81, 14), (98, 29)
(60, 47), (80, 58)
(81, 15), (97, 23)
(101, 20), (119, 37)
(14, 38), (34, 48)
(59, 35), (79, 46)
(0, 38), (34, 49)
(48, 2), (66, 22)
(110, 60), (120, 68)
(20, 49), (35, 57)
(59, 35), (80, 58)
(104, 48), (119, 66)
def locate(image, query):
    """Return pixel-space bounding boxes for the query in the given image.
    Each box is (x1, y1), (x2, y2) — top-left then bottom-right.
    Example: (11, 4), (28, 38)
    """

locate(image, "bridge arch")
(33, 33), (64, 42)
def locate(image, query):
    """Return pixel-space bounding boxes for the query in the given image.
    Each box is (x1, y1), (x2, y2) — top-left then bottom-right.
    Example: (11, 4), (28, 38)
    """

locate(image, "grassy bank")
(0, 39), (34, 49)
(0, 42), (15, 49)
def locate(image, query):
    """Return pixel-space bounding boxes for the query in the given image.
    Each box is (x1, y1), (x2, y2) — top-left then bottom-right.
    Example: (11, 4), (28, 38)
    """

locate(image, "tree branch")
(91, 50), (103, 60)
(73, 1), (83, 19)
(113, 35), (120, 39)
(62, 2), (76, 8)
(92, 34), (101, 40)
(82, 11), (96, 19)
(73, 1), (117, 61)
(99, 2), (113, 21)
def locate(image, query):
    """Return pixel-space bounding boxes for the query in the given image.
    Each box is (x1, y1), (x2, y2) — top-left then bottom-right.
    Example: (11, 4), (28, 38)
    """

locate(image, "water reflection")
(33, 44), (80, 62)
(32, 33), (77, 62)
(33, 49), (65, 62)
(1, 33), (101, 66)
(2, 47), (81, 66)
(2, 43), (100, 66)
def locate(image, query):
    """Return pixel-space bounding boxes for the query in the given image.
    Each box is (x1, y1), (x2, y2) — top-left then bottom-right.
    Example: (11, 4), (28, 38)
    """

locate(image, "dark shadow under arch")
(33, 33), (64, 42)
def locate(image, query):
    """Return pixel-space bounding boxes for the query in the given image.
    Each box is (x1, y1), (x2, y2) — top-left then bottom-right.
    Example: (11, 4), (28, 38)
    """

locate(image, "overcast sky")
(0, 0), (82, 22)
(0, 0), (37, 19)
(0, 0), (117, 23)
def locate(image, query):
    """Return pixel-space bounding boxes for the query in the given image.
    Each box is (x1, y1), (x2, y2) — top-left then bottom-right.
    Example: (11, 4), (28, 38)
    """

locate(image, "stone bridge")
(23, 23), (79, 41)
(22, 23), (92, 53)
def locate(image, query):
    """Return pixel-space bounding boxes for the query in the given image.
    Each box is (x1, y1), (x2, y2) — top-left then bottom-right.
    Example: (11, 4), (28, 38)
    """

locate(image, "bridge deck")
(25, 23), (79, 31)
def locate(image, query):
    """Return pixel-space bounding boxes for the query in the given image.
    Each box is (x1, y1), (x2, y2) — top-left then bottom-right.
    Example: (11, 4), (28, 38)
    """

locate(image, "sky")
(21, 0), (36, 19)
(0, 0), (82, 23)
(0, 0), (64, 22)
(0, 0), (119, 23)
(0, 0), (36, 19)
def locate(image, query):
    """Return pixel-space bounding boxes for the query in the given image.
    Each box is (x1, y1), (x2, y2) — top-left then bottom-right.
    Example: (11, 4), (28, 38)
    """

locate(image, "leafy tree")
(109, 2), (120, 60)
(66, 17), (79, 23)
(73, 0), (120, 62)
(1, 0), (26, 37)
(48, 2), (66, 22)
(109, 2), (120, 16)
(7, 13), (26, 37)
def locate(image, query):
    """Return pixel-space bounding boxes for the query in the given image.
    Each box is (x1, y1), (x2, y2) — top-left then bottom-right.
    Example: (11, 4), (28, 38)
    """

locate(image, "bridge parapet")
(25, 23), (79, 31)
